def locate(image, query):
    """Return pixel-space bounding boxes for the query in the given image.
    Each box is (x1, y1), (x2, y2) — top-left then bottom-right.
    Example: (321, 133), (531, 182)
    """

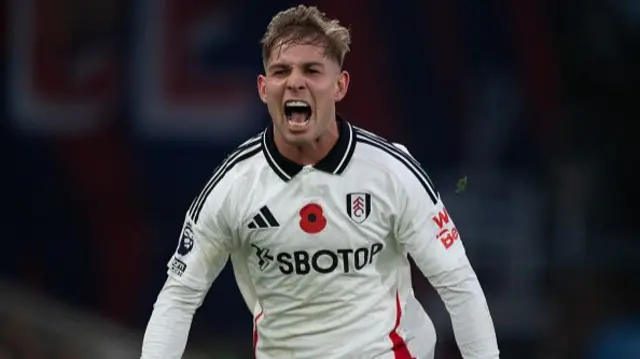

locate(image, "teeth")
(285, 100), (310, 108)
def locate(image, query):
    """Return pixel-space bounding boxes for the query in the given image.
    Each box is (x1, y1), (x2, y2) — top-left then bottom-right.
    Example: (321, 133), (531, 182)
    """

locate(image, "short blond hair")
(260, 5), (351, 68)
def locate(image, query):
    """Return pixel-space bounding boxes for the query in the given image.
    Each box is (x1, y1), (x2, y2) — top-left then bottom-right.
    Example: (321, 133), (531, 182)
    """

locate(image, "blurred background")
(3, 0), (638, 358)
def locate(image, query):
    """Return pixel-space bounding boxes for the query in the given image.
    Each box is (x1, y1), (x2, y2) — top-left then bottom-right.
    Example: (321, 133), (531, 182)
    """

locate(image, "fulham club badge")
(346, 193), (371, 223)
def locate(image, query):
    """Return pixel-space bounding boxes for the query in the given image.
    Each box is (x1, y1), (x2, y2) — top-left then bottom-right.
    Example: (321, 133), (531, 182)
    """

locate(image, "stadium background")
(3, 0), (638, 358)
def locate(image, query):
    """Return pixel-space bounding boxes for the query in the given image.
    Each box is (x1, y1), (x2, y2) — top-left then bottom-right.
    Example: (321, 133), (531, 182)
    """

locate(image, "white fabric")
(141, 124), (499, 359)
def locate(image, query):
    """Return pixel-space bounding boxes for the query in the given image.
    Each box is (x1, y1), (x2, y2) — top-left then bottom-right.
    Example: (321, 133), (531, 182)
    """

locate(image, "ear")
(257, 74), (268, 104)
(334, 70), (350, 102)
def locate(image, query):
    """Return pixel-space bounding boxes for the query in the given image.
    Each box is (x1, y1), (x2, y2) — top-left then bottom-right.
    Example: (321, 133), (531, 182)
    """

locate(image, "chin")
(276, 117), (314, 141)
(282, 130), (316, 146)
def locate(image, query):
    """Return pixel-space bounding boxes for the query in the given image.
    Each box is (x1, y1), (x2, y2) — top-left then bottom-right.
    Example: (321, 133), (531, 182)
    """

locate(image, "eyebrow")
(268, 61), (326, 71)
(302, 61), (325, 68)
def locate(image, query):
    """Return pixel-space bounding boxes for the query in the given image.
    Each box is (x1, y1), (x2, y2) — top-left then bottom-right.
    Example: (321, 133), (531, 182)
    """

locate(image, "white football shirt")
(145, 117), (499, 359)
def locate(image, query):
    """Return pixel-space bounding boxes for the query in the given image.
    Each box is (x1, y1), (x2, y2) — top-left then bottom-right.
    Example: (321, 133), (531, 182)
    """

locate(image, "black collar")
(262, 116), (357, 181)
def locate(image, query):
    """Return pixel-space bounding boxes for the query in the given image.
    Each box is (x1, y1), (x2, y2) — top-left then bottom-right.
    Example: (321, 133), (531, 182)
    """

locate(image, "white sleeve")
(141, 277), (207, 358)
(393, 145), (500, 359)
(141, 175), (236, 359)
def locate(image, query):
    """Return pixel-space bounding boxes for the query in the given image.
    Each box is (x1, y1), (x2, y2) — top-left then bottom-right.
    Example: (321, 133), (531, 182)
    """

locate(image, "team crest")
(346, 193), (372, 223)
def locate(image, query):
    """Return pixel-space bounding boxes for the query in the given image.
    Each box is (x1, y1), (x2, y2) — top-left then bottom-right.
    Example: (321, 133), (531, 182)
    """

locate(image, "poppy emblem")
(299, 203), (327, 234)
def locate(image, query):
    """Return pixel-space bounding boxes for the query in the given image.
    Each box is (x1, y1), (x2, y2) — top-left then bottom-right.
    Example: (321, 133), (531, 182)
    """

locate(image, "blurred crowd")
(0, 314), (80, 359)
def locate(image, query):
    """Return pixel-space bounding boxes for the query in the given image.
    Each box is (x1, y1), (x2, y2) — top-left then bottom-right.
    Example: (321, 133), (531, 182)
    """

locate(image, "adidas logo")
(248, 206), (279, 229)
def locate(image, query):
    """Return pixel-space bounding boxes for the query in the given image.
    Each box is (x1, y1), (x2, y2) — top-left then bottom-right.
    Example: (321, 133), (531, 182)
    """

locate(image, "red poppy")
(299, 203), (327, 234)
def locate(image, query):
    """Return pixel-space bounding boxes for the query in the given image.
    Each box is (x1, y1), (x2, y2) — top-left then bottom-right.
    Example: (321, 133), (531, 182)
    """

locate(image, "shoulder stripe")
(355, 128), (433, 186)
(188, 136), (263, 223)
(355, 130), (438, 204)
(355, 128), (436, 190)
(237, 132), (264, 148)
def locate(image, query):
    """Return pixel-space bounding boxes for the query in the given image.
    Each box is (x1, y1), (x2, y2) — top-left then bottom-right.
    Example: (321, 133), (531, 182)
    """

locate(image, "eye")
(270, 67), (289, 76)
(307, 68), (320, 74)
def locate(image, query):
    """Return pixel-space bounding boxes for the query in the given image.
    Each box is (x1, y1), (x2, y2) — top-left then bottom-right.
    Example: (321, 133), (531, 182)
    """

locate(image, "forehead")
(268, 42), (333, 66)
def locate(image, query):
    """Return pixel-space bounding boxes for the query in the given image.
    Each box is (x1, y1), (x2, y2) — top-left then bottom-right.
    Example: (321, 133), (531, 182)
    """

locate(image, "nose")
(286, 70), (306, 91)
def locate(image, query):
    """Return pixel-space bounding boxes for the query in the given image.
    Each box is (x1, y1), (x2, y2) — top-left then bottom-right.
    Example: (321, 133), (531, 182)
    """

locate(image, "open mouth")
(284, 100), (312, 127)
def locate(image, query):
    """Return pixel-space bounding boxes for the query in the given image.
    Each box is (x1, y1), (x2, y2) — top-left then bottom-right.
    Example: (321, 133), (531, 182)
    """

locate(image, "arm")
(141, 178), (235, 359)
(393, 147), (499, 359)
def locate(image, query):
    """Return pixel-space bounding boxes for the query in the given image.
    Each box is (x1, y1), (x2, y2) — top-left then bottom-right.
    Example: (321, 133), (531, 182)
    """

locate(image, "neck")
(274, 120), (339, 166)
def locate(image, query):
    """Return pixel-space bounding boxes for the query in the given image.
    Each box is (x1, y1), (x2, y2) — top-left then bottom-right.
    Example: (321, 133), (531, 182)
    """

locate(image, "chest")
(236, 168), (395, 255)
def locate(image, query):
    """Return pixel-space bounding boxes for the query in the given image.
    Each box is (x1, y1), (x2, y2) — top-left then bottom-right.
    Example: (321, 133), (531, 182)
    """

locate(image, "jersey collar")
(262, 116), (357, 181)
